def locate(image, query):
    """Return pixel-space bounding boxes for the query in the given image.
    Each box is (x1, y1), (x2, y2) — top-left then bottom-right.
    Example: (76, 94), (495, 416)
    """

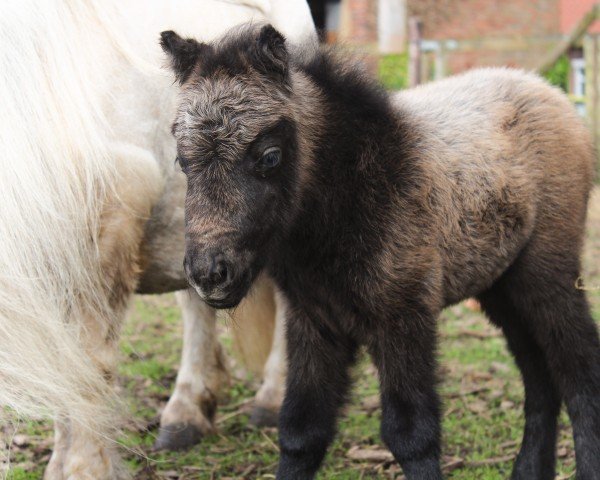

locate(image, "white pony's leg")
(44, 419), (70, 479)
(45, 145), (163, 479)
(250, 288), (288, 427)
(44, 308), (129, 480)
(154, 288), (230, 450)
(57, 320), (126, 480)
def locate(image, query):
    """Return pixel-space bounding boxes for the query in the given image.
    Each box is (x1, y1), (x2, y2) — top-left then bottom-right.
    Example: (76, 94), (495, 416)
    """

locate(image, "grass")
(379, 53), (409, 91)
(3, 189), (600, 479)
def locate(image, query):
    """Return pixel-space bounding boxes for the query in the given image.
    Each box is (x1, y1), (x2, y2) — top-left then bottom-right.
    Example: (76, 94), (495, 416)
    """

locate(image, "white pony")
(0, 0), (314, 477)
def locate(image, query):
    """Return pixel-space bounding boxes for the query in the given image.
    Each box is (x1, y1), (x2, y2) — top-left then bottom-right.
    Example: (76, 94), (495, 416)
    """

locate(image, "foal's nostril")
(187, 251), (234, 294)
(185, 249), (235, 294)
(209, 256), (229, 286)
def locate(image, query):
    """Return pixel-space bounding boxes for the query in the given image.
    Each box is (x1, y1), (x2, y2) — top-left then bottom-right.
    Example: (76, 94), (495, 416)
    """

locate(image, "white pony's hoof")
(249, 406), (279, 428)
(153, 422), (205, 451)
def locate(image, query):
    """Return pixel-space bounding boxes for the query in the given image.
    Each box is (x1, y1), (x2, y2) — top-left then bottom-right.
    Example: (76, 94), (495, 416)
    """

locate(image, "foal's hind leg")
(498, 253), (600, 479)
(478, 287), (561, 480)
(155, 288), (230, 450)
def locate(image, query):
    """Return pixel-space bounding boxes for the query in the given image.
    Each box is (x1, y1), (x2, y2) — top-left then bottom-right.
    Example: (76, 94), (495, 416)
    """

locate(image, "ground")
(3, 188), (600, 480)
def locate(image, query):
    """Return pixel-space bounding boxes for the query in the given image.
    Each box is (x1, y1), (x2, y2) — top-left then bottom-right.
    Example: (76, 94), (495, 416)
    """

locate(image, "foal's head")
(162, 24), (305, 308)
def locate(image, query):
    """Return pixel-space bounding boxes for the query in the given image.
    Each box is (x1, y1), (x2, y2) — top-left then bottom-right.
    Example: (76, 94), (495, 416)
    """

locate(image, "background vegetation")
(543, 55), (570, 92)
(379, 53), (409, 91)
(379, 53), (570, 93)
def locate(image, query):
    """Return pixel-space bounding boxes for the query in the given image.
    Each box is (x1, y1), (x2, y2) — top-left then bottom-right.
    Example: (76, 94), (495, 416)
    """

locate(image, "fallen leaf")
(557, 446), (568, 458)
(361, 394), (380, 413)
(490, 361), (510, 374)
(468, 400), (487, 414)
(12, 434), (29, 447)
(347, 445), (394, 462)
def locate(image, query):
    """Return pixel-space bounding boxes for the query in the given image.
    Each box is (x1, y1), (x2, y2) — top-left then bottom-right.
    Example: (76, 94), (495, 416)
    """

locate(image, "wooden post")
(585, 34), (600, 170)
(434, 42), (447, 80)
(408, 17), (423, 87)
(338, 0), (379, 74)
(378, 0), (407, 54)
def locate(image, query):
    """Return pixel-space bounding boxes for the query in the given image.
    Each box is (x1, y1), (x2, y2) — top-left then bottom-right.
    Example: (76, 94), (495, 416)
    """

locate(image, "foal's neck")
(286, 52), (411, 255)
(294, 50), (404, 184)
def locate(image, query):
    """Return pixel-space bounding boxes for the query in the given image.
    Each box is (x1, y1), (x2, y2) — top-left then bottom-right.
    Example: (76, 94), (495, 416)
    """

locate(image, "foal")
(162, 24), (600, 479)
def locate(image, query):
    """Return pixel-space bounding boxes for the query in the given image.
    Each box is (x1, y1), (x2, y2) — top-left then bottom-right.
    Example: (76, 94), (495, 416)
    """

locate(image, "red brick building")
(320, 1), (597, 74)
(561, 0), (600, 33)
(405, 0), (599, 76)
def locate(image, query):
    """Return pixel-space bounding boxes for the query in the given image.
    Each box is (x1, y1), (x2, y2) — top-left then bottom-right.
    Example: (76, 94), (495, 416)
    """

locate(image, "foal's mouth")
(195, 270), (253, 310)
(203, 296), (243, 309)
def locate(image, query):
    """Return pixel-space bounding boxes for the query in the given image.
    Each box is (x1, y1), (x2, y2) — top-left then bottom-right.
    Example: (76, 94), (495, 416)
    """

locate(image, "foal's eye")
(175, 156), (188, 173)
(255, 147), (281, 176)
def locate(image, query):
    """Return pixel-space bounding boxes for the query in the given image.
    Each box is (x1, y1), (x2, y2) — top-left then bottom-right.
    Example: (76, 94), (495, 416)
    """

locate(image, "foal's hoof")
(153, 422), (204, 451)
(249, 407), (279, 428)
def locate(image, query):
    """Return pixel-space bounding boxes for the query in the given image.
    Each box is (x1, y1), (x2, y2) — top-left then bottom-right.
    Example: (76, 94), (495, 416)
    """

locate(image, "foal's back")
(392, 68), (595, 305)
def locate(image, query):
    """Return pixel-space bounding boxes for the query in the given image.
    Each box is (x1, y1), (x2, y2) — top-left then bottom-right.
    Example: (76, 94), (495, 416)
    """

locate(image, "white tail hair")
(229, 275), (277, 375)
(0, 0), (127, 438)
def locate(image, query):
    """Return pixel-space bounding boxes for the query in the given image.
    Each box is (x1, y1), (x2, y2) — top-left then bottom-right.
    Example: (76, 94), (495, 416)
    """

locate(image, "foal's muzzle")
(184, 249), (248, 309)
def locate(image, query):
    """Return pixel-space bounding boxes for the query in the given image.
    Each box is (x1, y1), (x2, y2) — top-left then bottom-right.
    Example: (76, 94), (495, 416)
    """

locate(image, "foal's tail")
(0, 0), (130, 440)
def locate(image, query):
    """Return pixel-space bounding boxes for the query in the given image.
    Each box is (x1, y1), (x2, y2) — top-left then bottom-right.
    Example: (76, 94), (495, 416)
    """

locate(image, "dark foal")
(161, 24), (600, 479)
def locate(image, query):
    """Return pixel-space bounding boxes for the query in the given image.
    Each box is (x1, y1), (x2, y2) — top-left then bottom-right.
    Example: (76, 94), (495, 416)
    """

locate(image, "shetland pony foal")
(162, 24), (600, 479)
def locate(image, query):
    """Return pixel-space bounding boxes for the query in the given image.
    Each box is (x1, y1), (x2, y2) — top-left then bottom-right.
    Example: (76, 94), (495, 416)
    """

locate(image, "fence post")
(585, 34), (600, 166)
(378, 0), (407, 54)
(408, 17), (422, 87)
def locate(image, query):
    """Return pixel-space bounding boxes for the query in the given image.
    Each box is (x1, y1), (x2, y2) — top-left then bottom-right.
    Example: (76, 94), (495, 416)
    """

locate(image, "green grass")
(379, 53), (408, 91)
(3, 189), (600, 479)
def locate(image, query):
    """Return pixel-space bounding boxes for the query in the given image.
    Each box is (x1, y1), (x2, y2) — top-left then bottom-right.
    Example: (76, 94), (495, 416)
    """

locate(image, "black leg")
(478, 287), (561, 480)
(276, 309), (357, 480)
(531, 292), (600, 480)
(368, 311), (443, 480)
(499, 255), (600, 480)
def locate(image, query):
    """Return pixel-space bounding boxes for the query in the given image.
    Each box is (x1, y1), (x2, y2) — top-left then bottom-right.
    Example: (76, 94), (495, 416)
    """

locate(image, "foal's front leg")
(276, 309), (358, 479)
(368, 310), (443, 480)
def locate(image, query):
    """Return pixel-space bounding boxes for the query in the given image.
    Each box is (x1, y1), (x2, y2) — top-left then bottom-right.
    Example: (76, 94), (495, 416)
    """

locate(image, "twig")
(216, 408), (245, 425)
(466, 454), (514, 467)
(261, 430), (279, 452)
(453, 329), (500, 339)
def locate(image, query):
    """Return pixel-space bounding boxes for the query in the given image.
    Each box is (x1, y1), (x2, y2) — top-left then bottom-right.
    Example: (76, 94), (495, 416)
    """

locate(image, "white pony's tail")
(228, 275), (277, 375)
(0, 0), (127, 439)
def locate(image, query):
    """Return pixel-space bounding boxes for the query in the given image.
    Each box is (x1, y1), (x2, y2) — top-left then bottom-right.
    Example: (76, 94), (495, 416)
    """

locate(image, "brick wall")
(409, 0), (560, 40)
(561, 0), (600, 34)
(336, 0), (600, 75)
(407, 0), (562, 73)
(340, 0), (378, 45)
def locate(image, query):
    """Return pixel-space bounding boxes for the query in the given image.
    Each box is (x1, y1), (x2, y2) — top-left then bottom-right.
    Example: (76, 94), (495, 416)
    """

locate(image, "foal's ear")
(160, 31), (211, 84)
(253, 25), (288, 83)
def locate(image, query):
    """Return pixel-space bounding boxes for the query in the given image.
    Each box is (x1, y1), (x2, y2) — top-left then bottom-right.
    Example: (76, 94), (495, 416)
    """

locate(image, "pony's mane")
(185, 23), (396, 126)
(294, 45), (397, 124)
